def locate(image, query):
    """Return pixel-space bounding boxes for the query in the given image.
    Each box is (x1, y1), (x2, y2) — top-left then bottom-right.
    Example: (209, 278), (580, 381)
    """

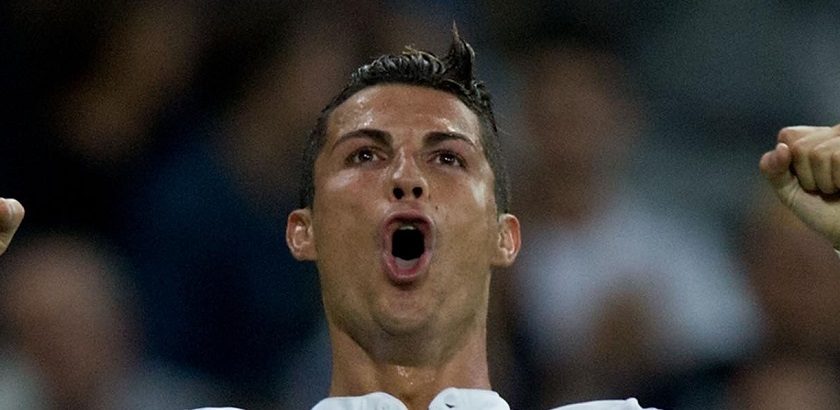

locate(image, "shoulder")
(551, 398), (659, 410)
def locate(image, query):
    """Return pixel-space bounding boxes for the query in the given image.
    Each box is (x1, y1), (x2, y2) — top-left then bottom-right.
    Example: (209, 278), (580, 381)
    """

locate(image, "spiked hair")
(299, 27), (509, 213)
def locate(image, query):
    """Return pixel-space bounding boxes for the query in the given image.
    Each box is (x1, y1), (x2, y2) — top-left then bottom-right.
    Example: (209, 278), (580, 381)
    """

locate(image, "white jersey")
(196, 387), (657, 410)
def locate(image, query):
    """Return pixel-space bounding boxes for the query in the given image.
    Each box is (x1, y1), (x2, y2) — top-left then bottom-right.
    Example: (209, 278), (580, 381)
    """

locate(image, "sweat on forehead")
(326, 84), (482, 142)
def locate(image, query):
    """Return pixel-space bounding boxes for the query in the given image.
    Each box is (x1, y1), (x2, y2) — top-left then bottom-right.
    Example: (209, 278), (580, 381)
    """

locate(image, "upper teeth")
(398, 225), (417, 231)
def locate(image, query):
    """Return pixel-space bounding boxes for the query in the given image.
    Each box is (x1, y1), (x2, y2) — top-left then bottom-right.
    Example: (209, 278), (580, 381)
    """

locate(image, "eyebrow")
(330, 128), (478, 153)
(424, 131), (478, 150)
(330, 129), (391, 153)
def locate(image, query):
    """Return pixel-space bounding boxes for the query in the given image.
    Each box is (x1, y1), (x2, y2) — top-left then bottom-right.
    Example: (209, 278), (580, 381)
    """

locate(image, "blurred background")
(1, 1), (839, 409)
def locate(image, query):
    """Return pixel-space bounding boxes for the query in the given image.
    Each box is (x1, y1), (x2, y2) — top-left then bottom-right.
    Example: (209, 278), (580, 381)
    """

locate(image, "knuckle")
(779, 125), (818, 142)
(810, 144), (831, 163)
(808, 149), (822, 163)
(789, 140), (806, 156)
(777, 128), (794, 143)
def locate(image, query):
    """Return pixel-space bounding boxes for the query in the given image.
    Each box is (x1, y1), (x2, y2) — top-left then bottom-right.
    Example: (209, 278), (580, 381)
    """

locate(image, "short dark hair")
(299, 27), (510, 213)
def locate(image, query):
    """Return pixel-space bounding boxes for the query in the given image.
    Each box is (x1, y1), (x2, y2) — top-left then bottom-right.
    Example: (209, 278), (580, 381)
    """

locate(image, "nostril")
(393, 187), (405, 200)
(412, 187), (423, 198)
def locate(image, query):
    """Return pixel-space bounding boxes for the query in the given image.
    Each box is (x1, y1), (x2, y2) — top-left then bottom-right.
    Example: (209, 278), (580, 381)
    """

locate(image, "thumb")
(759, 143), (800, 203)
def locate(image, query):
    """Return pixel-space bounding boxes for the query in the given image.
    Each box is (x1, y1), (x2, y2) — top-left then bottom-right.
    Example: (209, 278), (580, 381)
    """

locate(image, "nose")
(389, 152), (428, 201)
(393, 186), (423, 200)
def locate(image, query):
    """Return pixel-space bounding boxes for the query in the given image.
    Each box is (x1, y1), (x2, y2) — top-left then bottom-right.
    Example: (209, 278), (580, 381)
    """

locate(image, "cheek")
(320, 169), (375, 198)
(434, 169), (495, 217)
(434, 176), (497, 258)
(467, 178), (492, 212)
(312, 169), (385, 258)
(316, 169), (382, 217)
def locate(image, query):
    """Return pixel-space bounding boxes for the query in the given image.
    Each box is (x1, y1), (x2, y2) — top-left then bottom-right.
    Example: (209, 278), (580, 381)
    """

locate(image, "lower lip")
(382, 250), (431, 285)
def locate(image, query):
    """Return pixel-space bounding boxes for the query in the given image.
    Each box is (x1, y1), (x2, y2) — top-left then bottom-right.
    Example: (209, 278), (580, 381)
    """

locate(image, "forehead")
(327, 84), (482, 143)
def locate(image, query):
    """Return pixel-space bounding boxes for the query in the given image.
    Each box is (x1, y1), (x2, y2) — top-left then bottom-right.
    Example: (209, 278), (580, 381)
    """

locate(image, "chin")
(374, 302), (437, 337)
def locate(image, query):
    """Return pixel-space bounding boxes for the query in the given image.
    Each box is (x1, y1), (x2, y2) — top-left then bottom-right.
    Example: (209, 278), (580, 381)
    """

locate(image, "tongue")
(395, 256), (421, 270)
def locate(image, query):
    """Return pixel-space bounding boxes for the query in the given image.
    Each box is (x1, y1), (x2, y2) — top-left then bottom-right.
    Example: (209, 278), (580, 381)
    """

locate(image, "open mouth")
(392, 224), (425, 268)
(381, 213), (433, 284)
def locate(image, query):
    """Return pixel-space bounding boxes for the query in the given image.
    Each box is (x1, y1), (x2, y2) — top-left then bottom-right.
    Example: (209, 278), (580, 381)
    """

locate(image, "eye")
(347, 147), (382, 165)
(432, 150), (465, 168)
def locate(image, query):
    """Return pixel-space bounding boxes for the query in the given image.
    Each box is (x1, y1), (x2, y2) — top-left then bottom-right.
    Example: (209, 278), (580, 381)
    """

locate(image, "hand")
(760, 125), (840, 247)
(0, 198), (24, 256)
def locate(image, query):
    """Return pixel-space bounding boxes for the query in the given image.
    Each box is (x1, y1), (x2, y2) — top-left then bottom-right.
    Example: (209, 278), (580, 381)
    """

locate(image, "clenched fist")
(760, 125), (840, 247)
(0, 198), (24, 256)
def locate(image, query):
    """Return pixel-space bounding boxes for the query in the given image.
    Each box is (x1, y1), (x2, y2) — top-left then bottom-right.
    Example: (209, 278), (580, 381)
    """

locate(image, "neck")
(327, 315), (491, 409)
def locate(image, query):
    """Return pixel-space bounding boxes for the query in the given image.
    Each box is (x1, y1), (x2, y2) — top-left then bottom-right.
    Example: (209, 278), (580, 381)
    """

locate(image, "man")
(3, 32), (840, 410)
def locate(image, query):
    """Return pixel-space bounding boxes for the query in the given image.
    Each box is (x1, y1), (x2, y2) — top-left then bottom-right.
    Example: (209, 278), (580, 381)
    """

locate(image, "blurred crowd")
(1, 1), (839, 409)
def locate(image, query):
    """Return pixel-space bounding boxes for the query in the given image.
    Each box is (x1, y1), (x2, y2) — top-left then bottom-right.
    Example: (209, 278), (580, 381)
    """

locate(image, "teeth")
(398, 225), (417, 231)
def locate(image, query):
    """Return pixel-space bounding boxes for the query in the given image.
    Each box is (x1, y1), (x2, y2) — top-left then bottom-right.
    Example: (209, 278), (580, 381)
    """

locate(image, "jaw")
(325, 297), (493, 400)
(327, 288), (490, 366)
(370, 266), (493, 364)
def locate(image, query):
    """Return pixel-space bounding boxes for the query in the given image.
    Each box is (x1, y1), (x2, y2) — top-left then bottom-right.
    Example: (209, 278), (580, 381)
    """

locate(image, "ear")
(491, 213), (521, 267)
(286, 208), (317, 261)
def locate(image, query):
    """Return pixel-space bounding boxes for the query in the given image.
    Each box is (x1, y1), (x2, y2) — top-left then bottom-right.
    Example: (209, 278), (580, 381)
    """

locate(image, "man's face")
(287, 84), (519, 347)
